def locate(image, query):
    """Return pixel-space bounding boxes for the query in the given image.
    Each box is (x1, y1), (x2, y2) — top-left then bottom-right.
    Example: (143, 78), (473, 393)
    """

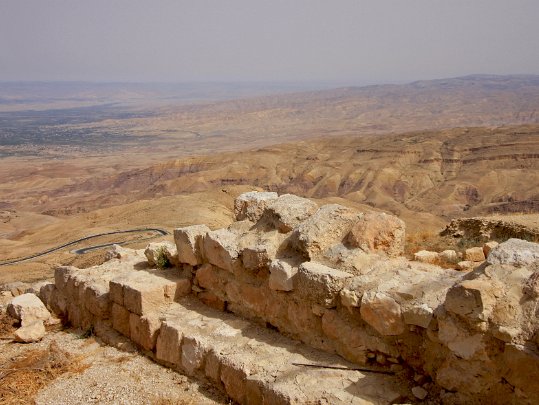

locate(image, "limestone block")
(340, 288), (361, 308)
(174, 224), (210, 265)
(65, 273), (87, 305)
(203, 229), (241, 272)
(296, 262), (353, 308)
(483, 241), (499, 257)
(84, 283), (111, 319)
(155, 320), (183, 366)
(54, 265), (76, 291)
(111, 303), (130, 337)
(360, 291), (405, 336)
(109, 275), (128, 306)
(49, 288), (67, 317)
(129, 311), (162, 351)
(14, 320), (46, 343)
(67, 302), (93, 330)
(414, 250), (439, 264)
(403, 303), (434, 328)
(322, 309), (397, 362)
(144, 241), (177, 267)
(437, 316), (484, 359)
(195, 263), (228, 294)
(487, 238), (539, 267)
(268, 260), (297, 291)
(261, 194), (318, 232)
(198, 291), (226, 311)
(234, 191), (278, 221)
(347, 211), (405, 257)
(123, 273), (180, 315)
(287, 301), (323, 339)
(242, 246), (271, 270)
(464, 247), (485, 262)
(220, 358), (250, 404)
(444, 279), (501, 322)
(181, 336), (209, 375)
(457, 260), (475, 271)
(8, 293), (51, 326)
(294, 204), (360, 259)
(439, 250), (459, 264)
(38, 283), (55, 309)
(502, 344), (539, 399)
(204, 350), (222, 386)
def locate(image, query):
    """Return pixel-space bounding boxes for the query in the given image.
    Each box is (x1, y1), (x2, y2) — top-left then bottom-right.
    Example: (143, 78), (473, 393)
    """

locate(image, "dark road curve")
(0, 228), (168, 266)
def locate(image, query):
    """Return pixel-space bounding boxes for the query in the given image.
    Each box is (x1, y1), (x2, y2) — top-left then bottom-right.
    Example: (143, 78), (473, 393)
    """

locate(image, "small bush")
(155, 247), (171, 269)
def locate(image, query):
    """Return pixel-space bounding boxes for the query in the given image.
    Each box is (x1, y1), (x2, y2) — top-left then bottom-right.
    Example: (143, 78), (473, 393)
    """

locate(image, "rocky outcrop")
(441, 217), (539, 242)
(44, 191), (539, 404)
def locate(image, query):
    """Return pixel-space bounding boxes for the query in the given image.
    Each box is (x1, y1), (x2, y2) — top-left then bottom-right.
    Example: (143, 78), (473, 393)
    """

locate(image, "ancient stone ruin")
(32, 192), (539, 403)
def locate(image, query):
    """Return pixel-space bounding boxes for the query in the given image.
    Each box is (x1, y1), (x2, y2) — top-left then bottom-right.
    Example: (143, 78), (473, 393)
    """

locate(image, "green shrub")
(155, 246), (171, 269)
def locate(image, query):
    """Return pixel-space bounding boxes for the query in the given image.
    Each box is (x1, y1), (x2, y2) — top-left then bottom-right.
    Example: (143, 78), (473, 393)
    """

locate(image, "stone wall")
(45, 191), (539, 404)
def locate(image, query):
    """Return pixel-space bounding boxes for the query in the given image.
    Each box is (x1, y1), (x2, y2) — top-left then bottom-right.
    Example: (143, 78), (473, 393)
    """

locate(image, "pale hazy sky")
(1, 0), (538, 83)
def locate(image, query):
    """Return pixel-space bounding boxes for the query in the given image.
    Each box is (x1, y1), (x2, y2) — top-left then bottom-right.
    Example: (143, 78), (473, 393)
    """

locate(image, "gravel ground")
(1, 327), (229, 405)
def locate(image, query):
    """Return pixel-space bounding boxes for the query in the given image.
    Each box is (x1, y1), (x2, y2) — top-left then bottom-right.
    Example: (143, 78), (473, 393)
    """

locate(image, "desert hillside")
(1, 76), (539, 283)
(6, 124), (538, 226)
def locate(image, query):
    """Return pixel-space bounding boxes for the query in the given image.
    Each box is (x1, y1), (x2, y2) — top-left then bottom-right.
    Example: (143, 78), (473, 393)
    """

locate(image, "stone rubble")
(30, 191), (539, 404)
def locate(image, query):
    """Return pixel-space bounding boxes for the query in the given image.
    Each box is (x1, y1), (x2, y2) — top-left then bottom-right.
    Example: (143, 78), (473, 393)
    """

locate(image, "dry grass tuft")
(0, 341), (88, 404)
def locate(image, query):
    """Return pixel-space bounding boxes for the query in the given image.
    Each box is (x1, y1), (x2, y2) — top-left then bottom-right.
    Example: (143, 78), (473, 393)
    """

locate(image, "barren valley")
(1, 75), (539, 282)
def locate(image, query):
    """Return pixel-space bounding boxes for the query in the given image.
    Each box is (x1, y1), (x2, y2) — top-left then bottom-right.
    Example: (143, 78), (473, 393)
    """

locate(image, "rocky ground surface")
(0, 322), (228, 404)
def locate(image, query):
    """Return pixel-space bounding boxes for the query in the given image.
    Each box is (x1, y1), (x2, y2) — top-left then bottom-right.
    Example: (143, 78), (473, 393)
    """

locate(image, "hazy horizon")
(1, 1), (539, 83)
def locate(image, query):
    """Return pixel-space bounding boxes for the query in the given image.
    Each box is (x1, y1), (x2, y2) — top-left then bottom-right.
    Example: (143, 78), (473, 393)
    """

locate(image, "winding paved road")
(0, 228), (168, 266)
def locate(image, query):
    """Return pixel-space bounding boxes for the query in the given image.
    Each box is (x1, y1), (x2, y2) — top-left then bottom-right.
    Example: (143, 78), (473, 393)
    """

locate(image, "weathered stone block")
(203, 229), (241, 272)
(403, 303), (434, 328)
(234, 191), (278, 221)
(502, 344), (539, 399)
(181, 336), (209, 375)
(109, 275), (128, 306)
(268, 260), (297, 291)
(296, 262), (353, 308)
(123, 274), (179, 315)
(220, 358), (250, 404)
(38, 283), (55, 309)
(414, 250), (439, 264)
(198, 291), (226, 311)
(444, 279), (500, 322)
(8, 293), (51, 326)
(204, 350), (222, 386)
(54, 265), (76, 291)
(360, 291), (405, 336)
(111, 303), (130, 337)
(347, 211), (405, 257)
(195, 263), (228, 293)
(294, 204), (360, 259)
(261, 193), (318, 232)
(129, 311), (162, 351)
(439, 250), (459, 264)
(14, 320), (46, 343)
(84, 283), (111, 318)
(483, 241), (499, 257)
(464, 247), (485, 262)
(487, 238), (539, 267)
(174, 224), (210, 265)
(155, 320), (183, 366)
(457, 260), (475, 271)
